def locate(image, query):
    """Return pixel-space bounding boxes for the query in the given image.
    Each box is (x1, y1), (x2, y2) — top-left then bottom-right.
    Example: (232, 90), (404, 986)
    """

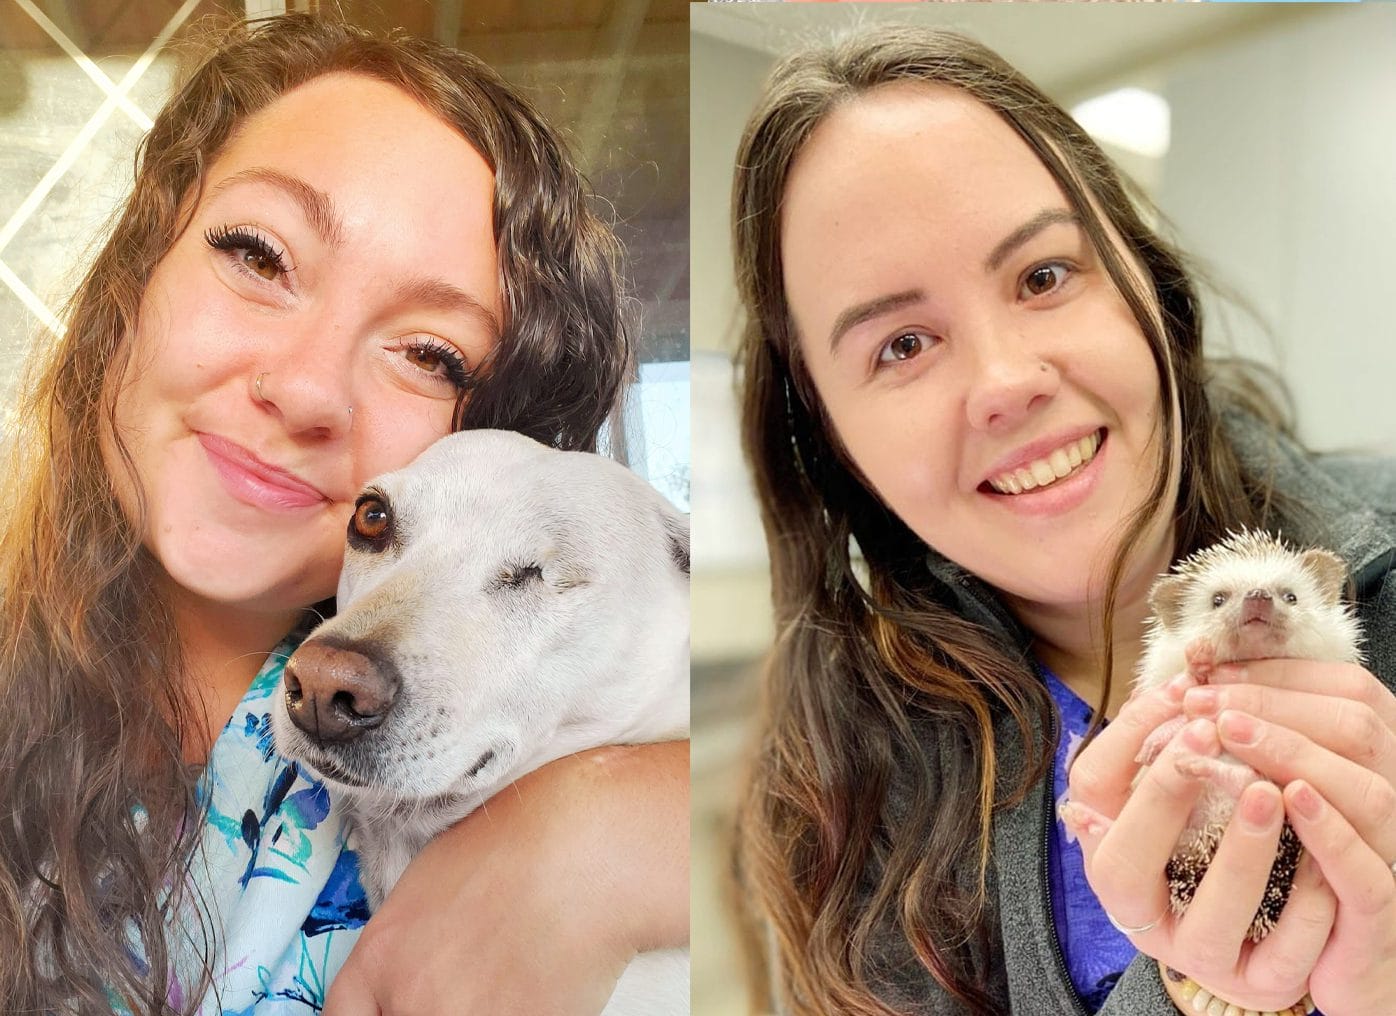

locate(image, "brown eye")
(406, 347), (443, 372)
(351, 496), (391, 545)
(877, 331), (935, 365)
(1022, 263), (1068, 297)
(243, 250), (280, 281)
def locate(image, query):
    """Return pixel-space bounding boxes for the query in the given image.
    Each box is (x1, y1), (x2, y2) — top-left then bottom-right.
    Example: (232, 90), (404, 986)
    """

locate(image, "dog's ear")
(660, 506), (689, 575)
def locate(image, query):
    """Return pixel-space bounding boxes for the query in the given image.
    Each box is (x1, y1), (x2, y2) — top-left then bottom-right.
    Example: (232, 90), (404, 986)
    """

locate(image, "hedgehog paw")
(1136, 716), (1188, 766)
(1184, 638), (1217, 684)
(1174, 754), (1261, 797)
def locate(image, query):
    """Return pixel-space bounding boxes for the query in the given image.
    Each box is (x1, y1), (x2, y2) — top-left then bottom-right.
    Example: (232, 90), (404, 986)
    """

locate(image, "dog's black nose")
(284, 640), (400, 745)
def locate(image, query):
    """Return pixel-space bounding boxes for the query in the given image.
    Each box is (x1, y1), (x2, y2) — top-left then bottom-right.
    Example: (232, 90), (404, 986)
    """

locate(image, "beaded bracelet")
(1160, 964), (1316, 1016)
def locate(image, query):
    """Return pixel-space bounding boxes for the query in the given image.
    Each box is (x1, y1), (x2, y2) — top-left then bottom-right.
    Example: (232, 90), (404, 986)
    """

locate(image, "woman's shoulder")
(1312, 451), (1396, 511)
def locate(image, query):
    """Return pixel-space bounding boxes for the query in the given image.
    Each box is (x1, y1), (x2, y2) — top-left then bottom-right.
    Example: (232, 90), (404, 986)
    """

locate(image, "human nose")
(253, 317), (355, 438)
(963, 326), (1059, 432)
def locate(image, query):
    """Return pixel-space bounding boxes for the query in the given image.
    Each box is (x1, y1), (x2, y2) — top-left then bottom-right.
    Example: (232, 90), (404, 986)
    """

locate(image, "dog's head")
(270, 429), (689, 809)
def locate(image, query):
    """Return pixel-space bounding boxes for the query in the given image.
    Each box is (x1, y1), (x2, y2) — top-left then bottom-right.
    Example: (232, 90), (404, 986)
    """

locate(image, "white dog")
(270, 429), (690, 1015)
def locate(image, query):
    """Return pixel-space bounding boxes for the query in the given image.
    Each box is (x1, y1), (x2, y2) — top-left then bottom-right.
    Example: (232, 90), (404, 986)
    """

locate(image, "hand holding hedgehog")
(1063, 530), (1396, 1016)
(1133, 530), (1362, 941)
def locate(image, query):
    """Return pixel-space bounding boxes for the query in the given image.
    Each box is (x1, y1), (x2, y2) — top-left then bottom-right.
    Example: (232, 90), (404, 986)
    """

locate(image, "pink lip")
(198, 433), (328, 511)
(980, 425), (1104, 486)
(978, 429), (1107, 517)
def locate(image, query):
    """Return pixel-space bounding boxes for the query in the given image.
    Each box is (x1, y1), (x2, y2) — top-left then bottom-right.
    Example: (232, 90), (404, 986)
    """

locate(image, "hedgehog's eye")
(1211, 592), (1228, 608)
(1282, 590), (1298, 604)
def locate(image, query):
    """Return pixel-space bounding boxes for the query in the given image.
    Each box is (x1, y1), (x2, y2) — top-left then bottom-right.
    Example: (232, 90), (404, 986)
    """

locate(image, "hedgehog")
(1132, 528), (1363, 940)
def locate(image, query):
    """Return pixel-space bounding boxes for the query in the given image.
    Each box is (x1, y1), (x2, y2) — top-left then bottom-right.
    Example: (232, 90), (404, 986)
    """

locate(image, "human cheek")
(827, 385), (951, 523)
(350, 403), (454, 488)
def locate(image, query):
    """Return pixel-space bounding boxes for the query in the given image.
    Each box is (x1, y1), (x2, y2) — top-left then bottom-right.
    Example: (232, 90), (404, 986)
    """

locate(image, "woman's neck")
(1018, 596), (1149, 720)
(1005, 533), (1176, 720)
(165, 582), (306, 764)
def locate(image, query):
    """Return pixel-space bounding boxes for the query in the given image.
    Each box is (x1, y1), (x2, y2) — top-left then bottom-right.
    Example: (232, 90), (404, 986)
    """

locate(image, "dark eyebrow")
(393, 275), (502, 342)
(983, 208), (1081, 273)
(828, 289), (925, 354)
(210, 167), (346, 248)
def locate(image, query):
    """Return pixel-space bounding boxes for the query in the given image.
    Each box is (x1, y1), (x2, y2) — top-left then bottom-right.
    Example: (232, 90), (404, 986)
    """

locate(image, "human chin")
(147, 500), (343, 610)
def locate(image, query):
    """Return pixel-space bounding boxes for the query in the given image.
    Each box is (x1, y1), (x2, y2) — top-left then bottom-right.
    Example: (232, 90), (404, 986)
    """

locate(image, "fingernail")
(1058, 800), (1088, 833)
(1058, 800), (1107, 837)
(1218, 710), (1257, 745)
(1181, 717), (1218, 752)
(1241, 785), (1279, 830)
(1290, 781), (1324, 821)
(1185, 687), (1219, 716)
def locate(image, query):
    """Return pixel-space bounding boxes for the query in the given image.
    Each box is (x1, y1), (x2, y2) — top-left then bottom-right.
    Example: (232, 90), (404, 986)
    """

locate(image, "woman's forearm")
(572, 739), (691, 954)
(427, 737), (691, 955)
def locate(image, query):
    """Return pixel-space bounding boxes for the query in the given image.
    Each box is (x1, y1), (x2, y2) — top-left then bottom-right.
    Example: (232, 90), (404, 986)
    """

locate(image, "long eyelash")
(204, 224), (289, 277)
(408, 337), (475, 390)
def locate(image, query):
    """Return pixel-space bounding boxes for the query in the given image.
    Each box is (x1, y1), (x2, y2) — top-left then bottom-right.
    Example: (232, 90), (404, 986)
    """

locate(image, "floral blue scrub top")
(139, 632), (371, 1014)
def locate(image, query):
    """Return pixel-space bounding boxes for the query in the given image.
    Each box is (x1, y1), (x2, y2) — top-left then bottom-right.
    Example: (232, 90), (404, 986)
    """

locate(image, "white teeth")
(989, 431), (1101, 495)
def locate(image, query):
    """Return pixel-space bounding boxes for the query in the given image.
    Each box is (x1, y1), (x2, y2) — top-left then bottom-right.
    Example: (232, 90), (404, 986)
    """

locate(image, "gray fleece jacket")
(860, 410), (1396, 1016)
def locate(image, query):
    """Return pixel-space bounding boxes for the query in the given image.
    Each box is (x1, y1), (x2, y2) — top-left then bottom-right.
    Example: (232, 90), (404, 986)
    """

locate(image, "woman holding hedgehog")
(731, 25), (1396, 1016)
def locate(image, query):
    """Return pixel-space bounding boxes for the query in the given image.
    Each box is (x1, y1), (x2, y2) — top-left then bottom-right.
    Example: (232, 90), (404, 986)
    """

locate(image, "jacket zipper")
(1042, 706), (1089, 1016)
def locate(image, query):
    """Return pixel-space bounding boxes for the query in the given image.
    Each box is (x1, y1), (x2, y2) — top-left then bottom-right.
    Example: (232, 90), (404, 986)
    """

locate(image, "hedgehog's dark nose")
(284, 640), (400, 745)
(1242, 588), (1273, 625)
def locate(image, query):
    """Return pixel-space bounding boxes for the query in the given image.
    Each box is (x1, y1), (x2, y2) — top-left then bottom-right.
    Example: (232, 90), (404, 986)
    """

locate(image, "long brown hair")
(732, 26), (1293, 1015)
(0, 13), (631, 1013)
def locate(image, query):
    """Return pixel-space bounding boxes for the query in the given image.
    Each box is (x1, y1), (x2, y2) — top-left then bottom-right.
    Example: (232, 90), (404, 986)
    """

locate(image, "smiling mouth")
(984, 429), (1104, 495)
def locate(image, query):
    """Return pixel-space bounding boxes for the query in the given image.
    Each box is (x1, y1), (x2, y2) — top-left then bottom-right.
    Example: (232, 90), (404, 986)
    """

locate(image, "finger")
(1284, 780), (1396, 923)
(1185, 683), (1396, 782)
(1245, 850), (1336, 992)
(1215, 711), (1396, 862)
(1069, 672), (1194, 816)
(1078, 718), (1217, 932)
(1059, 798), (1170, 942)
(1173, 782), (1285, 980)
(1209, 660), (1396, 728)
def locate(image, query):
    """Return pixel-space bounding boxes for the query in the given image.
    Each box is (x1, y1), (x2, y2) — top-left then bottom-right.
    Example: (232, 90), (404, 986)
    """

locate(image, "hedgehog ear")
(1299, 548), (1348, 603)
(1148, 573), (1191, 629)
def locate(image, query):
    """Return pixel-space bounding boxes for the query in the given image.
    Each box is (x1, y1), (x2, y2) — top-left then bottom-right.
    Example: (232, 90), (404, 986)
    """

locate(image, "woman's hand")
(323, 739), (690, 1016)
(1178, 659), (1396, 1015)
(1063, 673), (1338, 1013)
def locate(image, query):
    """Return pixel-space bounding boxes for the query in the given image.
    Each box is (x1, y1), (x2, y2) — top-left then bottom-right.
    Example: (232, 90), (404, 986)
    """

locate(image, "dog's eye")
(350, 495), (392, 548)
(494, 563), (543, 589)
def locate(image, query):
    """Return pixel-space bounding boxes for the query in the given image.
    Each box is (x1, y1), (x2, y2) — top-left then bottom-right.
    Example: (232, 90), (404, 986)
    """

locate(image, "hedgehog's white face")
(1149, 532), (1357, 664)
